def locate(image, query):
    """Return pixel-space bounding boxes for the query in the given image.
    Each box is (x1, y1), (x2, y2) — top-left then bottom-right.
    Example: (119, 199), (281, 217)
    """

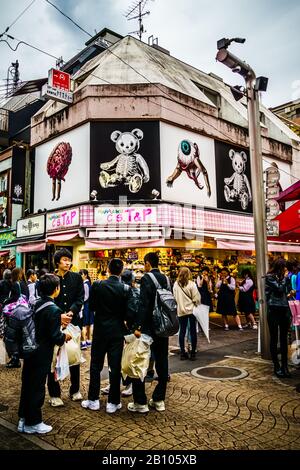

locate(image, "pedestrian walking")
(238, 269), (258, 329)
(47, 248), (84, 407)
(27, 269), (38, 305)
(128, 252), (170, 413)
(173, 267), (200, 360)
(265, 258), (292, 378)
(216, 267), (243, 331)
(81, 258), (130, 414)
(18, 273), (71, 434)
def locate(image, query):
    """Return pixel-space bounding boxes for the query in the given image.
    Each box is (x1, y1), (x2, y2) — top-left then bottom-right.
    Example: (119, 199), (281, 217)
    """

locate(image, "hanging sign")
(42, 68), (73, 104)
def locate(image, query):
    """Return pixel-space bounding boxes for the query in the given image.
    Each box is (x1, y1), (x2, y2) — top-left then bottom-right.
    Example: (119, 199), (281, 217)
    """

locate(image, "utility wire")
(0, 0), (36, 37)
(45, 0), (92, 37)
(3, 34), (63, 61)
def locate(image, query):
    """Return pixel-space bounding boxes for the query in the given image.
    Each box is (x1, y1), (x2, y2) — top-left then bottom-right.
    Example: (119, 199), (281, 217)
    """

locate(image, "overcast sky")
(0, 0), (299, 107)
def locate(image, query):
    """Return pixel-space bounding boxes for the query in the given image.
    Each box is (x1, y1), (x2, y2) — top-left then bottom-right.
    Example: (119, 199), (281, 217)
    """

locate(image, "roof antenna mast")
(125, 0), (153, 41)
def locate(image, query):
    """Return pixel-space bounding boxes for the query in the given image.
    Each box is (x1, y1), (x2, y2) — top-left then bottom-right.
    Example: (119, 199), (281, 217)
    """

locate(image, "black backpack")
(147, 272), (179, 338)
(4, 301), (52, 359)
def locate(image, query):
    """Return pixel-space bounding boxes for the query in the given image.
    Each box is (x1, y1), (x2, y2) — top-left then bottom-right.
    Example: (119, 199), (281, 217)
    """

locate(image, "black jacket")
(137, 269), (169, 336)
(89, 275), (129, 339)
(0, 280), (12, 305)
(55, 271), (84, 327)
(33, 297), (66, 365)
(265, 274), (291, 308)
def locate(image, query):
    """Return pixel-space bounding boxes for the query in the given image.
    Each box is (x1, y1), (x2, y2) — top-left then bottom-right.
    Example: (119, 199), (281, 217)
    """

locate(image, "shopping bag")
(193, 304), (210, 343)
(54, 343), (70, 381)
(64, 324), (82, 366)
(0, 338), (7, 365)
(289, 300), (300, 326)
(121, 333), (153, 381)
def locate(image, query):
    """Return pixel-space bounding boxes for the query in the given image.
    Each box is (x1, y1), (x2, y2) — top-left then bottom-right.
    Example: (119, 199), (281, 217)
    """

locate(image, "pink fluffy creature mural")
(47, 142), (72, 201)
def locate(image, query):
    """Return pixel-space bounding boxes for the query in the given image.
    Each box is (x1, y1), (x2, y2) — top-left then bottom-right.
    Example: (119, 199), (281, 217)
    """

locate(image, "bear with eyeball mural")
(223, 149), (252, 211)
(99, 128), (150, 193)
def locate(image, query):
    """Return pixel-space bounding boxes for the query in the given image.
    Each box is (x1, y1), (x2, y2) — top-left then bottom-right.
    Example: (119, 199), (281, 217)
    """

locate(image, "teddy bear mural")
(99, 128), (150, 193)
(223, 149), (252, 211)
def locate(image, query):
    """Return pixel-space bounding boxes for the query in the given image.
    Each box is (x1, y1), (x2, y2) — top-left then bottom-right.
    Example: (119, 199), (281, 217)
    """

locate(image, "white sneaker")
(24, 422), (53, 434)
(49, 397), (64, 407)
(71, 392), (83, 401)
(252, 324), (258, 330)
(17, 418), (25, 433)
(121, 384), (133, 396)
(127, 402), (149, 413)
(149, 398), (166, 412)
(106, 402), (122, 414)
(81, 399), (100, 410)
(101, 384), (110, 395)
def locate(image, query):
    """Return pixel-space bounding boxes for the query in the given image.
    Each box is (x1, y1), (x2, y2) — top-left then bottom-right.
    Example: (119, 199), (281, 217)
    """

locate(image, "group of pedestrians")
(1, 249), (299, 436)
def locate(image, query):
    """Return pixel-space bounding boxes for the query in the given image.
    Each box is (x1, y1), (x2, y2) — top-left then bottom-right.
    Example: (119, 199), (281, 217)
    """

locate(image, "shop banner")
(94, 206), (157, 225)
(47, 207), (80, 231)
(16, 214), (45, 238)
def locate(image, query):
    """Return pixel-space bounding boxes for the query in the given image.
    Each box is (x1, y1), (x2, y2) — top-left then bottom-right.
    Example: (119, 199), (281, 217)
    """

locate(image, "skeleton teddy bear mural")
(223, 149), (252, 211)
(99, 128), (150, 193)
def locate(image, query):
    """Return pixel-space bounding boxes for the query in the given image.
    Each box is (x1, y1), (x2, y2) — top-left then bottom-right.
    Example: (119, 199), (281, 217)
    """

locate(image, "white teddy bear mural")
(224, 149), (252, 210)
(99, 128), (150, 193)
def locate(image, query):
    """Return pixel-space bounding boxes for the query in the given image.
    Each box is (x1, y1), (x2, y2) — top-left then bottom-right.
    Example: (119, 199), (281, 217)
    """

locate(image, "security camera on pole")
(216, 38), (270, 359)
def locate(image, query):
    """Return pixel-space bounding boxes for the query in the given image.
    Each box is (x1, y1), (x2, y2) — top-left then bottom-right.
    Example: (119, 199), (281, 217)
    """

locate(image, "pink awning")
(277, 180), (300, 202)
(47, 231), (79, 243)
(85, 239), (165, 249)
(217, 240), (300, 253)
(17, 242), (46, 253)
(0, 250), (10, 257)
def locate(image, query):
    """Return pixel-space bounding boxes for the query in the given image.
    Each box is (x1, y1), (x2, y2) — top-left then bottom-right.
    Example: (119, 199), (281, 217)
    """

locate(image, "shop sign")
(266, 220), (280, 237)
(127, 251), (138, 260)
(265, 166), (281, 221)
(0, 230), (16, 245)
(94, 206), (157, 225)
(42, 68), (73, 104)
(47, 207), (80, 231)
(16, 214), (45, 238)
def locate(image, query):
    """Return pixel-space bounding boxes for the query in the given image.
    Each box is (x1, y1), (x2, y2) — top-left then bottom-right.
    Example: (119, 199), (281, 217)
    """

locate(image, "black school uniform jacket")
(55, 271), (84, 327)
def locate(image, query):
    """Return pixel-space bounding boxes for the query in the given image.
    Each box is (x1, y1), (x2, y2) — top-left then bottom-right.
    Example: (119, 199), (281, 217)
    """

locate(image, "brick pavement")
(0, 348), (300, 450)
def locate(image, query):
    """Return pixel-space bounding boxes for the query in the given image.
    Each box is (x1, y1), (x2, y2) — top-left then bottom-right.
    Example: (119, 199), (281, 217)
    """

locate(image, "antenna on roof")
(5, 60), (21, 97)
(125, 0), (154, 41)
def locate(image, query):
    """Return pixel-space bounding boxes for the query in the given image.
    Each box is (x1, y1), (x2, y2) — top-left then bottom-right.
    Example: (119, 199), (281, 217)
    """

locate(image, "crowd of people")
(0, 249), (299, 435)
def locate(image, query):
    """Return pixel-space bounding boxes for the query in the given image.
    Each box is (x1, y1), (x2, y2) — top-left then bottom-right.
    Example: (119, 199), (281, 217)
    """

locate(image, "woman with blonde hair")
(173, 267), (200, 360)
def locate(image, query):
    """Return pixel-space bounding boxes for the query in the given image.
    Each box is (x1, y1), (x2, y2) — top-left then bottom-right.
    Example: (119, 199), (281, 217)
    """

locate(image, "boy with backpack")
(128, 252), (177, 413)
(18, 274), (71, 434)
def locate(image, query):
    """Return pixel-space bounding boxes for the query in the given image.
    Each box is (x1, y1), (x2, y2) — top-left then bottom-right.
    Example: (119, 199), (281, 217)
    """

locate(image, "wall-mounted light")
(151, 189), (160, 199)
(90, 190), (98, 201)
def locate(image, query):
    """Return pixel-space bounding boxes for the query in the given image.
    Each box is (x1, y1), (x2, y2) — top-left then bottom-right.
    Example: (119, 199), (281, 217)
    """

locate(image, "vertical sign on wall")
(11, 147), (26, 204)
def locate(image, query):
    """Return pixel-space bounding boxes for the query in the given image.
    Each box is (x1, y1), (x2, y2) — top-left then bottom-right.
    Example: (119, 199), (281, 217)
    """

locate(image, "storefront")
(0, 229), (16, 277)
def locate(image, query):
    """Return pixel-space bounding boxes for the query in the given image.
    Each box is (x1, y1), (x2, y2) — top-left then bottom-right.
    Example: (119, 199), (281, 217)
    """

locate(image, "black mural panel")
(90, 122), (161, 201)
(215, 141), (253, 214)
(11, 146), (26, 204)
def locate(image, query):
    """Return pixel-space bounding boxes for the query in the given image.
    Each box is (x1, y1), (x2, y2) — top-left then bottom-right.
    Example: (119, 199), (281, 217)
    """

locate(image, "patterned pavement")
(0, 349), (299, 451)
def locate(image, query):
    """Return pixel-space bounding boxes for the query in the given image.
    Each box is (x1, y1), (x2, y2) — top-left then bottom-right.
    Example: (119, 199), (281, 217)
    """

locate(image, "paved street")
(0, 320), (300, 451)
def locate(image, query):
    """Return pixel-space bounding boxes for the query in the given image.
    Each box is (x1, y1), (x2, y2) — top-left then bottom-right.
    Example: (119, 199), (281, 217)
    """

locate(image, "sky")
(0, 0), (299, 107)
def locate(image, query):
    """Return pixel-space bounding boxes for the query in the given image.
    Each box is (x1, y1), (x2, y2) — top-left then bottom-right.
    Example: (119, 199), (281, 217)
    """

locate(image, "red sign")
(49, 69), (71, 91)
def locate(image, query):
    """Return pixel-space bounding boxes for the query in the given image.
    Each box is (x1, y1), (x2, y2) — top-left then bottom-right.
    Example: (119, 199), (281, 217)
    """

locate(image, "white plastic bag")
(54, 343), (70, 381)
(121, 333), (153, 382)
(0, 338), (7, 365)
(193, 304), (210, 343)
(64, 324), (82, 367)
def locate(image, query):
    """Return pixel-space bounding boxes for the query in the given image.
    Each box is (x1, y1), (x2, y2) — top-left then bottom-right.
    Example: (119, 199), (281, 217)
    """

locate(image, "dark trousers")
(132, 336), (169, 405)
(88, 336), (124, 405)
(19, 358), (49, 426)
(47, 364), (80, 397)
(267, 306), (291, 367)
(179, 314), (197, 354)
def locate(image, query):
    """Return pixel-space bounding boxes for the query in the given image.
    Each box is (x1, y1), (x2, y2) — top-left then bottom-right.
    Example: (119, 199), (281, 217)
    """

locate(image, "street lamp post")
(216, 39), (270, 359)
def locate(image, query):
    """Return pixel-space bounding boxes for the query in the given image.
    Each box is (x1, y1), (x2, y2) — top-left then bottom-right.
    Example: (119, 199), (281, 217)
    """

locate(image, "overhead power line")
(0, 0), (36, 37)
(45, 0), (92, 37)
(2, 34), (63, 61)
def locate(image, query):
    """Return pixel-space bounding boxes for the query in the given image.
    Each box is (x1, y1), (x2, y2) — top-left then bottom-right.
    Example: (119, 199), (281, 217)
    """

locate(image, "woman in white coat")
(173, 267), (200, 360)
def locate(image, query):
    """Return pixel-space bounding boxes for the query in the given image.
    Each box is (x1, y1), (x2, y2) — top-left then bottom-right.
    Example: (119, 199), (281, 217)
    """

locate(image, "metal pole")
(245, 76), (270, 359)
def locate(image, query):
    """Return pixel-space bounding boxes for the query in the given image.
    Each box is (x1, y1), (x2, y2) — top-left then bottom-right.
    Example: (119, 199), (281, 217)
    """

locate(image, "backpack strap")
(147, 272), (161, 289)
(35, 301), (54, 313)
